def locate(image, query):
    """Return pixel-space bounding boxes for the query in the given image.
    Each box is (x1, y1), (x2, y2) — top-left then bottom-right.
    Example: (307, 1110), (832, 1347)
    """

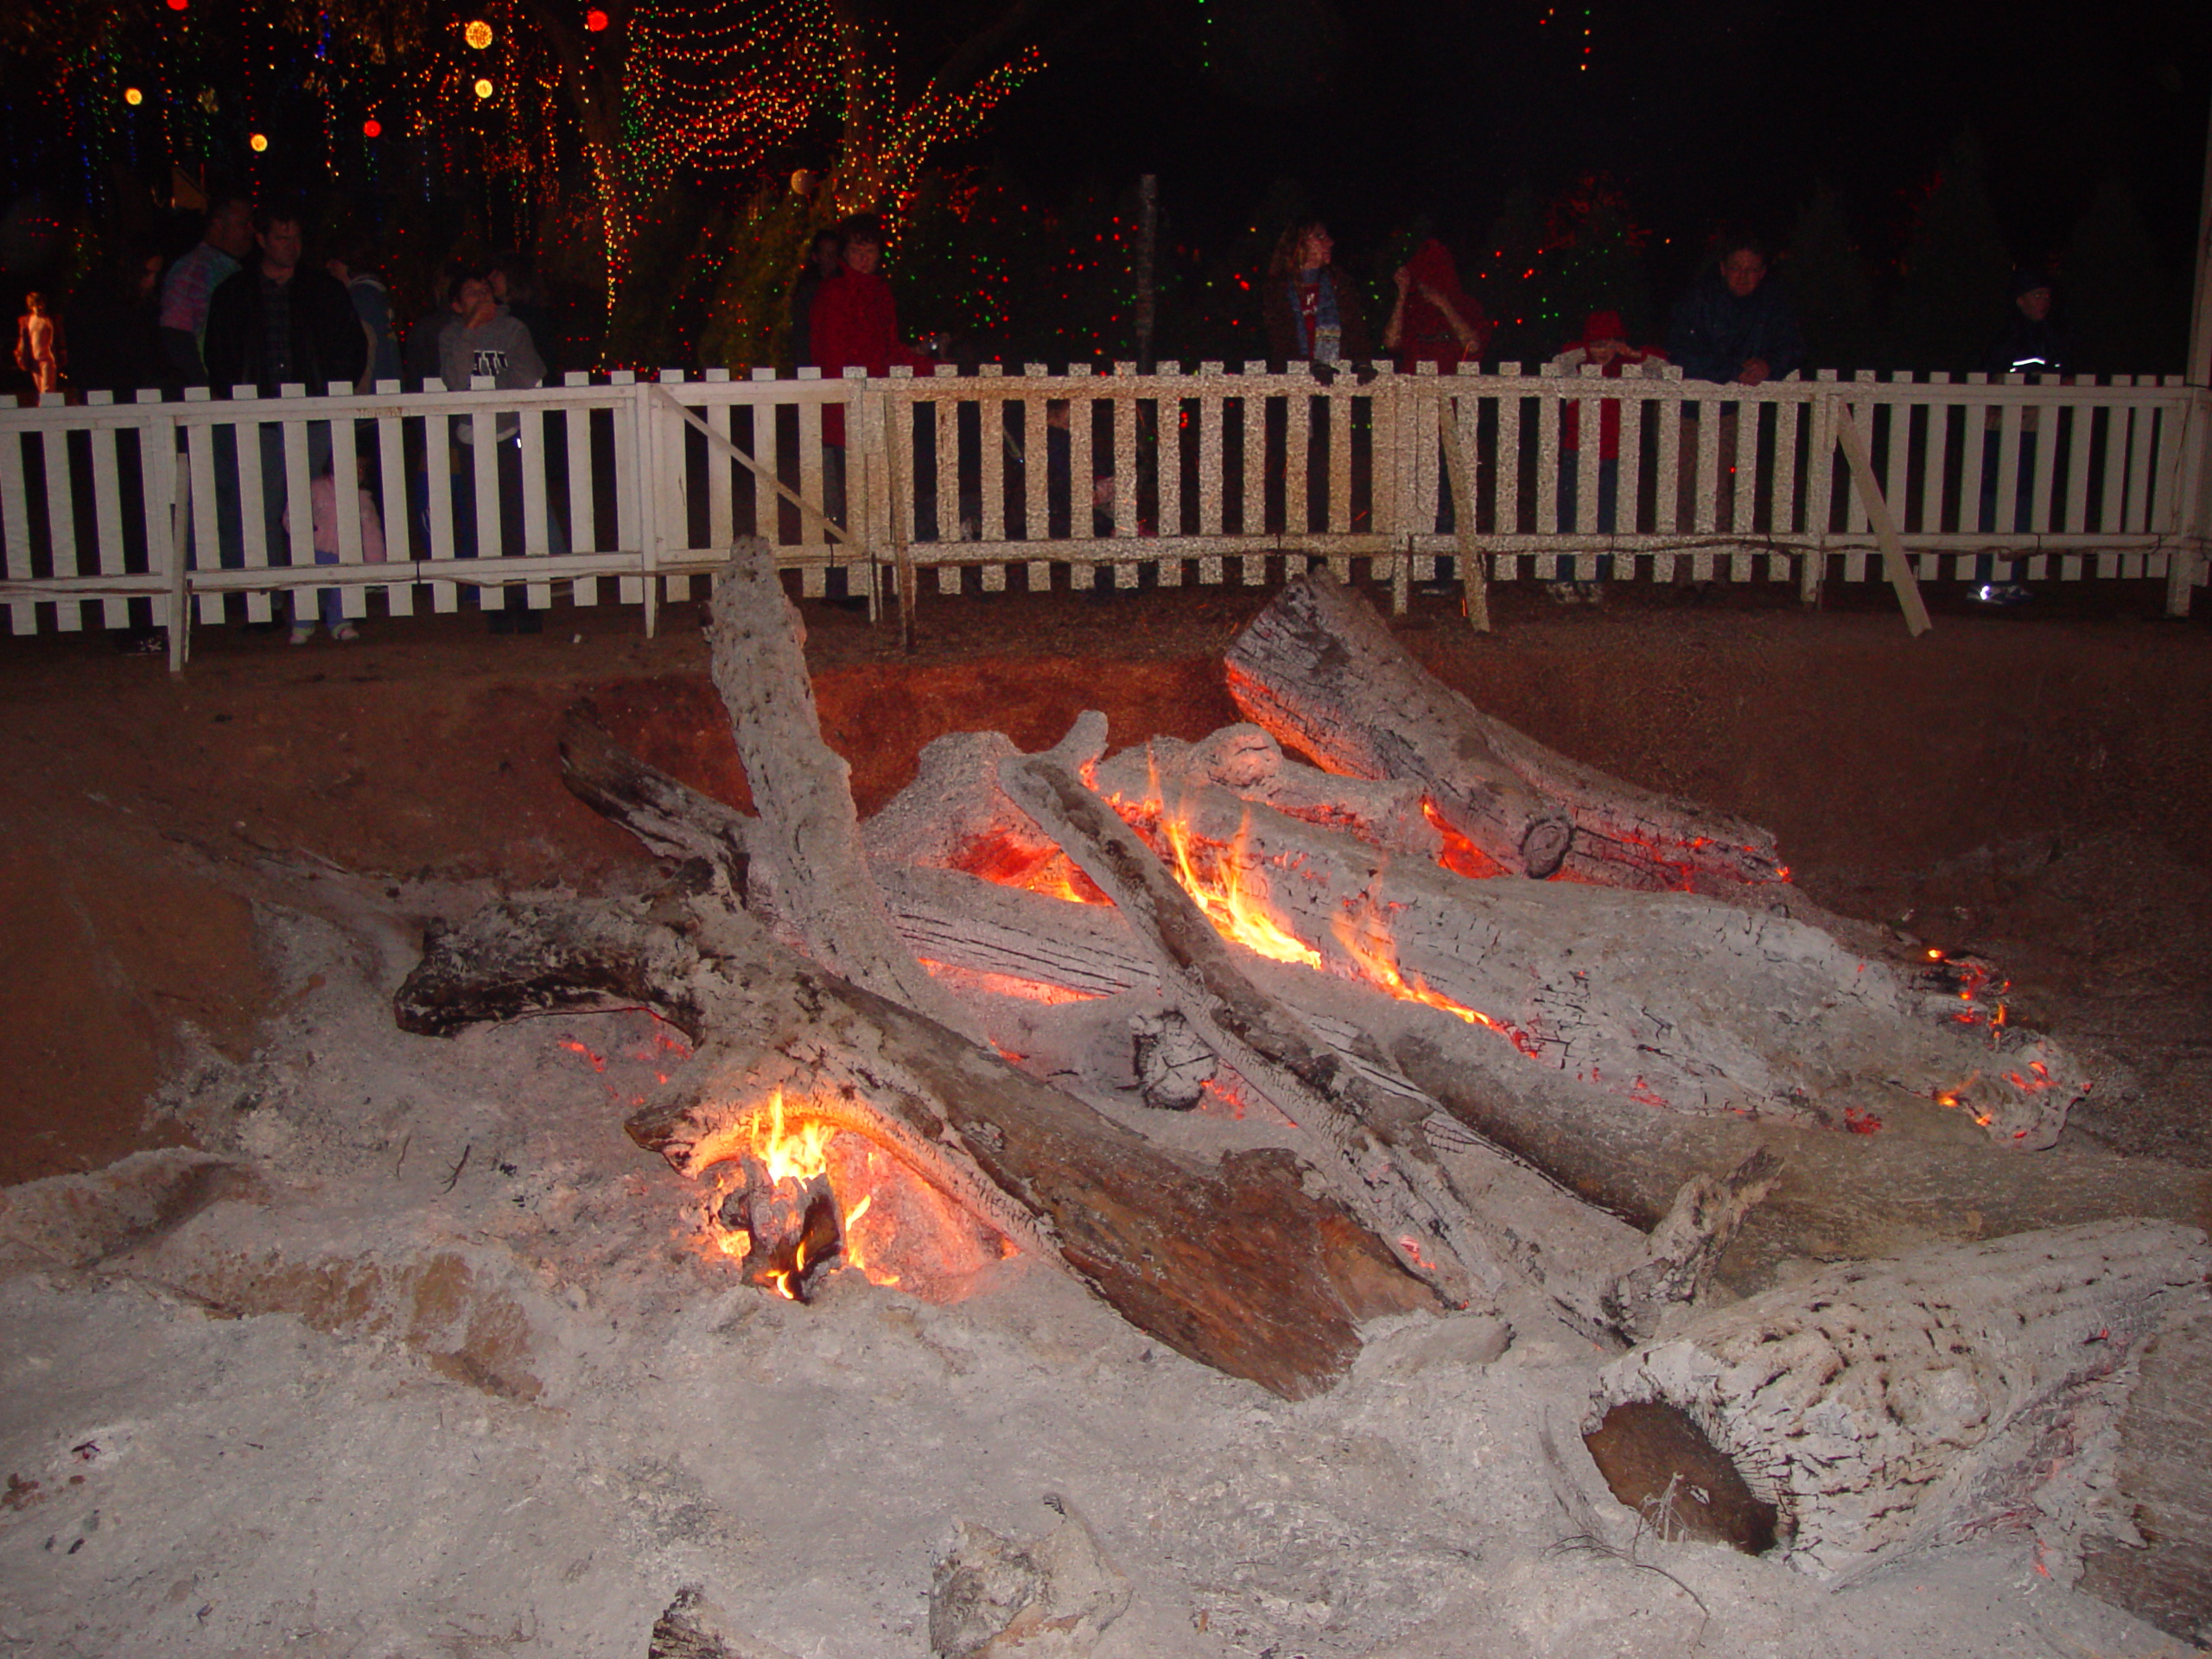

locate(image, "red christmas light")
(585, 7), (609, 29)
(165, 0), (187, 10)
(362, 118), (382, 137)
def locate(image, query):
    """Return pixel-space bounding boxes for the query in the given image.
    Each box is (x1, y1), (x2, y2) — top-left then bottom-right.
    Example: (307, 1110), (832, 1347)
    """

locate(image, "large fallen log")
(1224, 569), (1787, 894)
(848, 858), (2212, 1289)
(1582, 1220), (2212, 1580)
(998, 747), (1496, 1306)
(394, 897), (1434, 1399)
(1081, 731), (2081, 1149)
(705, 541), (979, 1040)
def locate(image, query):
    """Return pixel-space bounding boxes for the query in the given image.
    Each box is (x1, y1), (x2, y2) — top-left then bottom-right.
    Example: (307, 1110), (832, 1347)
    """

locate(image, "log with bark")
(396, 894), (1433, 1398)
(1582, 1219), (2212, 1580)
(1224, 569), (1789, 894)
(881, 718), (2087, 1152)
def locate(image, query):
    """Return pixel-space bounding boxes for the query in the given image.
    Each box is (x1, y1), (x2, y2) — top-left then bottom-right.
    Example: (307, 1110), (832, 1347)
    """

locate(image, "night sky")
(959, 0), (2212, 286)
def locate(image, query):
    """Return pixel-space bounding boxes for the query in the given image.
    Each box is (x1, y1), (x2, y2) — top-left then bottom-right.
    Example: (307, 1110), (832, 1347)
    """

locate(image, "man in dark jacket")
(1667, 233), (1803, 386)
(200, 205), (367, 637)
(203, 207), (365, 396)
(1666, 232), (1803, 531)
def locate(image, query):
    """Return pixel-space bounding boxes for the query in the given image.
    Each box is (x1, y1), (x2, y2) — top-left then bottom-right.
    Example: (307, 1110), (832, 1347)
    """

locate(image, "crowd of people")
(12, 193), (566, 645)
(7, 196), (2081, 641)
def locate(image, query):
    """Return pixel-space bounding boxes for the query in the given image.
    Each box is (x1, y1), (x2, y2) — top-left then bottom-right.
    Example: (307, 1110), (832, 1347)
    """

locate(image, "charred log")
(397, 897), (1435, 1399)
(706, 539), (978, 1039)
(1000, 748), (1497, 1306)
(1584, 1220), (2212, 1580)
(717, 1155), (844, 1303)
(1224, 570), (1783, 894)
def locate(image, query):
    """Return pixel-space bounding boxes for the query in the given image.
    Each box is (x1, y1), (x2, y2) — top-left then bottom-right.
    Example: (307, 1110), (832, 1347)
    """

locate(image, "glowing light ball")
(249, 133), (269, 152)
(473, 78), (494, 99)
(464, 19), (493, 48)
(124, 87), (143, 106)
(585, 7), (609, 29)
(165, 0), (187, 10)
(362, 118), (382, 137)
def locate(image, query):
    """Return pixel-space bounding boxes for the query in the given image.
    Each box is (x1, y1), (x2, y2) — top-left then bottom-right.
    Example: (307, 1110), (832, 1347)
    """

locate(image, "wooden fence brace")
(1831, 397), (1932, 636)
(646, 379), (853, 548)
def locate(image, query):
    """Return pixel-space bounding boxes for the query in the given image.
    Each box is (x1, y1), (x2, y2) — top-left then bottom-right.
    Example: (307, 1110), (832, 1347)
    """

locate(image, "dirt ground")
(5, 570), (2209, 1185)
(3, 569), (2211, 1658)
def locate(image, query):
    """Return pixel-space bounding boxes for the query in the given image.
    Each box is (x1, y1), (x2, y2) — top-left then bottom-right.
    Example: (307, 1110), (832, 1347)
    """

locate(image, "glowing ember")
(1422, 798), (1504, 880)
(699, 1090), (1007, 1300)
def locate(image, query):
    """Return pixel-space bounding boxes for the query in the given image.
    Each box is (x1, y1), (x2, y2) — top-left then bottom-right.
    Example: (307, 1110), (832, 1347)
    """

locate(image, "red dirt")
(4, 572), (2209, 1186)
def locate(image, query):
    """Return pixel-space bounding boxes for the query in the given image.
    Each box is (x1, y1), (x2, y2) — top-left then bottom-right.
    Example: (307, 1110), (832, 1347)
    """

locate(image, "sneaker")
(331, 623), (359, 642)
(1545, 582), (1580, 606)
(289, 622), (316, 645)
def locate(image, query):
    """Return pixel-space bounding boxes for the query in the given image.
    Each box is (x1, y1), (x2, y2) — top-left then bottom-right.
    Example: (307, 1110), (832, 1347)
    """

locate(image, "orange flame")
(1330, 907), (1546, 1061)
(1161, 809), (1323, 969)
(753, 1089), (835, 1183)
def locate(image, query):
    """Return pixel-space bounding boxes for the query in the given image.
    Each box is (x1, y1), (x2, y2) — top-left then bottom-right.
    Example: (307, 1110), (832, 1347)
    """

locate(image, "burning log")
(1000, 747), (1497, 1306)
(1582, 1219), (2212, 1580)
(1223, 569), (1784, 893)
(716, 1117), (846, 1304)
(397, 894), (1436, 1399)
(1080, 730), (2082, 1149)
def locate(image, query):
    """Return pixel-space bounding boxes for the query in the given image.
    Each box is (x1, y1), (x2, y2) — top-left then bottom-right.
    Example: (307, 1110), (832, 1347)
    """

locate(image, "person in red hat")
(1382, 238), (1490, 373)
(1542, 309), (1664, 601)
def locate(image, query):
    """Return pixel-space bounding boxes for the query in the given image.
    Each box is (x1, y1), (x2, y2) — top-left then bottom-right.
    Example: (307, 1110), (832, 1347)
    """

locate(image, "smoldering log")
(1223, 569), (1785, 894)
(395, 897), (1436, 1400)
(1000, 748), (1497, 1306)
(1082, 730), (2083, 1151)
(1582, 1220), (2212, 1579)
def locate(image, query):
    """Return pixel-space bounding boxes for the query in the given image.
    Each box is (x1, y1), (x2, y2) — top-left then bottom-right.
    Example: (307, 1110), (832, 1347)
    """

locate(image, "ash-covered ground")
(3, 576), (2209, 1656)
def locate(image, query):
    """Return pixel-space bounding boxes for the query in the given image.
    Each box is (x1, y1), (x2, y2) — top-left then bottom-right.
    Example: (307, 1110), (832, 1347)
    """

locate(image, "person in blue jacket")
(1668, 232), (1803, 386)
(1666, 232), (1803, 532)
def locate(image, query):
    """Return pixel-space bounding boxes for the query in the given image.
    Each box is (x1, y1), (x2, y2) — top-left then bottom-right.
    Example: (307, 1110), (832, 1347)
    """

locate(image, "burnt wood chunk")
(401, 897), (1433, 1400)
(1585, 1219), (2212, 1579)
(1224, 570), (1783, 893)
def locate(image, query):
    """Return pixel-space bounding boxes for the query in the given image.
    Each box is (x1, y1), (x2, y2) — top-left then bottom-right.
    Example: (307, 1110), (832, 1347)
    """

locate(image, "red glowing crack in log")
(1224, 569), (1787, 896)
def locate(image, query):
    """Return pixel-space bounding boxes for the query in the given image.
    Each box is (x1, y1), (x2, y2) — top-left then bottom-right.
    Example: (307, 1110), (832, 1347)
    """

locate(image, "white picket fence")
(3, 361), (2206, 669)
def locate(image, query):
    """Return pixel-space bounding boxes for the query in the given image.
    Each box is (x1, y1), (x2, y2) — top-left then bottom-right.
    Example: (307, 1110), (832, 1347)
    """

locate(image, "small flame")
(1330, 907), (1545, 1060)
(1161, 809), (1323, 969)
(754, 1089), (835, 1184)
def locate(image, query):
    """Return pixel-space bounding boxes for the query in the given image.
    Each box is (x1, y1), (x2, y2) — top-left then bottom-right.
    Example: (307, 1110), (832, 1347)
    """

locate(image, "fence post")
(2164, 385), (2209, 617)
(154, 407), (192, 673)
(633, 378), (661, 638)
(1800, 385), (1831, 607)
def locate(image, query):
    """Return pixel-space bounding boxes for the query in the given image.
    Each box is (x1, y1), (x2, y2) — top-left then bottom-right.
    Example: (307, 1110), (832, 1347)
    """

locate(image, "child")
(291, 473), (387, 644)
(1544, 309), (1664, 602)
(14, 293), (65, 394)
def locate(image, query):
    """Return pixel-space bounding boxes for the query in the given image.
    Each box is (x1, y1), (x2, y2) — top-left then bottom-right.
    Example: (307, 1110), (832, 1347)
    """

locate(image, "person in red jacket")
(1382, 238), (1489, 373)
(809, 215), (934, 451)
(1543, 309), (1666, 601)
